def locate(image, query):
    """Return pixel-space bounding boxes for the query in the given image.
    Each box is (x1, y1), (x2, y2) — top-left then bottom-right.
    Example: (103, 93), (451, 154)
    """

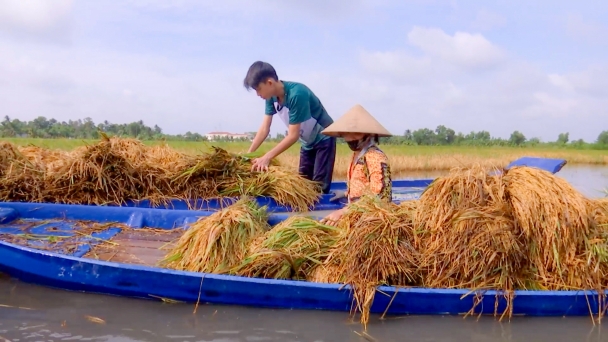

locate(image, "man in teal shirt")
(243, 61), (337, 194)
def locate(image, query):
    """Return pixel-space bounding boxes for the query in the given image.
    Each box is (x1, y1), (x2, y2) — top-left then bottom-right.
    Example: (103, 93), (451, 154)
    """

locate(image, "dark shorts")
(298, 137), (337, 195)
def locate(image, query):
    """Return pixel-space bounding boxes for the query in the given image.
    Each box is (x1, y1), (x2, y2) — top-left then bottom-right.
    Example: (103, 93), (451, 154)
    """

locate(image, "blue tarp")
(506, 157), (567, 174)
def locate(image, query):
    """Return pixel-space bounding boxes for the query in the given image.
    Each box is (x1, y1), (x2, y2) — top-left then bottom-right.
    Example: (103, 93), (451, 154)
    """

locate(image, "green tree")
(435, 125), (456, 145)
(557, 132), (569, 144)
(412, 128), (435, 145)
(509, 131), (526, 146)
(597, 131), (608, 146)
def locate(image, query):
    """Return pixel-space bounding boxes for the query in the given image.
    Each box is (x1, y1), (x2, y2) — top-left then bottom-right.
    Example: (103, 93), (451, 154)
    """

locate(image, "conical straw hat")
(322, 104), (392, 138)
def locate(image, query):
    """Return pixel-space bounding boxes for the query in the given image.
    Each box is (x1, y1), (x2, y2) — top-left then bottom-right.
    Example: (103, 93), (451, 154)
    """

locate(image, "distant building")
(205, 131), (254, 141)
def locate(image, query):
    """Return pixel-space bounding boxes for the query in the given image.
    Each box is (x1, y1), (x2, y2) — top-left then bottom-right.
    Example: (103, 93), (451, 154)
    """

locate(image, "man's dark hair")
(243, 61), (279, 90)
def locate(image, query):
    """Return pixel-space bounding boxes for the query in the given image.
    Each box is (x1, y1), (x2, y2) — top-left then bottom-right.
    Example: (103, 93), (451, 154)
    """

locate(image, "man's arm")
(264, 123), (300, 159)
(262, 89), (312, 159)
(248, 114), (273, 153)
(250, 122), (299, 172)
(251, 90), (309, 171)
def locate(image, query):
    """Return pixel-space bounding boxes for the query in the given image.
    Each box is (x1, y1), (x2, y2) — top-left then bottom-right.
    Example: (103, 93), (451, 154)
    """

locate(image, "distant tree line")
(375, 125), (608, 149)
(0, 115), (209, 141)
(1, 116), (606, 149)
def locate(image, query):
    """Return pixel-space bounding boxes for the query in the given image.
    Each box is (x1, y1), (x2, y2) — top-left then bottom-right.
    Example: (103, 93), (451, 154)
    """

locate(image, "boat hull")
(0, 201), (604, 318)
(0, 240), (603, 317)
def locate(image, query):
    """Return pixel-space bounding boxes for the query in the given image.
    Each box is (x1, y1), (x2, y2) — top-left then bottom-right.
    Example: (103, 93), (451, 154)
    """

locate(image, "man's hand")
(329, 190), (347, 202)
(251, 154), (272, 172)
(320, 208), (345, 226)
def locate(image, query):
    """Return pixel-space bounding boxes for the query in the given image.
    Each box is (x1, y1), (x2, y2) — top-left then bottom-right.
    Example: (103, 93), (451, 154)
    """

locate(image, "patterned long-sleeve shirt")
(346, 146), (392, 202)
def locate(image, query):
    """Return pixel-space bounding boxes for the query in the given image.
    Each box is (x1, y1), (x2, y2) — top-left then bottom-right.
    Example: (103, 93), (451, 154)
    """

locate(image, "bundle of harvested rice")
(397, 199), (419, 212)
(161, 198), (270, 274)
(0, 137), (323, 208)
(234, 216), (340, 280)
(43, 135), (156, 205)
(414, 165), (506, 232)
(415, 167), (523, 284)
(172, 146), (321, 211)
(308, 263), (343, 283)
(0, 162), (45, 202)
(0, 141), (24, 173)
(0, 142), (46, 202)
(427, 205), (527, 318)
(503, 166), (592, 290)
(220, 167), (322, 212)
(584, 198), (608, 290)
(323, 195), (419, 329)
(169, 147), (248, 205)
(413, 166), (528, 318)
(104, 134), (149, 162)
(17, 145), (68, 170)
(146, 144), (194, 175)
(588, 198), (608, 227)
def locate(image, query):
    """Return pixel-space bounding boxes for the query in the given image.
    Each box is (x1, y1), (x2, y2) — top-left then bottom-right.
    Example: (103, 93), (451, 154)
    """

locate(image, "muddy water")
(0, 166), (607, 342)
(0, 275), (606, 342)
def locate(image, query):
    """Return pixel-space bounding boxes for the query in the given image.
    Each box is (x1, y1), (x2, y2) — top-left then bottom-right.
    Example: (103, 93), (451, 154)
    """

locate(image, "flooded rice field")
(1, 165), (608, 342)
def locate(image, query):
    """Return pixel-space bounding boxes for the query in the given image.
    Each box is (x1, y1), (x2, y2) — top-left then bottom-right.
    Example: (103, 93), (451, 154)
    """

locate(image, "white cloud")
(0, 44), (261, 135)
(355, 27), (607, 141)
(548, 74), (574, 92)
(565, 14), (608, 44)
(358, 50), (433, 83)
(470, 9), (507, 31)
(521, 92), (579, 119)
(125, 0), (381, 23)
(407, 26), (505, 70)
(564, 66), (608, 98)
(0, 0), (73, 41)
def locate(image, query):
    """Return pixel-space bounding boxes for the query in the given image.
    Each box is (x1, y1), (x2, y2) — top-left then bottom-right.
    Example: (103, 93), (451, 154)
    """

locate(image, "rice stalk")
(503, 166), (592, 290)
(234, 216), (340, 279)
(323, 195), (419, 329)
(0, 141), (46, 202)
(414, 166), (527, 319)
(160, 198), (269, 274)
(220, 167), (322, 212)
(42, 135), (153, 205)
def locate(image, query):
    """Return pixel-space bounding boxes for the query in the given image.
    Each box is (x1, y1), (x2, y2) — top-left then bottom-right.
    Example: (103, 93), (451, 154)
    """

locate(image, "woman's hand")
(320, 208), (345, 226)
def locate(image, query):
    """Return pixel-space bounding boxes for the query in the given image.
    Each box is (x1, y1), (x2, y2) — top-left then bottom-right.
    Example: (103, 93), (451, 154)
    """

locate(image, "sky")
(0, 0), (607, 142)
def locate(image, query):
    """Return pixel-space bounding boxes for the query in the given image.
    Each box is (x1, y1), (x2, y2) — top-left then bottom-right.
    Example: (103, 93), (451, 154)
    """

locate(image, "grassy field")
(4, 138), (608, 179)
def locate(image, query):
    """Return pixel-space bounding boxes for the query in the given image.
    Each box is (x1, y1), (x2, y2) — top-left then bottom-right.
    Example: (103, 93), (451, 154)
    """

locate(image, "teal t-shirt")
(265, 81), (333, 150)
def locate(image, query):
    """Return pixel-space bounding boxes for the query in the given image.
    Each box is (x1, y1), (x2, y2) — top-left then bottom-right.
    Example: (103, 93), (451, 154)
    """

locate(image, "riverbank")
(3, 138), (607, 178)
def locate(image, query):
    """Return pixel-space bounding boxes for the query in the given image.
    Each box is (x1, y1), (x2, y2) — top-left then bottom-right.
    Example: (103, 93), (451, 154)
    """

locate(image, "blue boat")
(0, 192), (605, 320)
(120, 156), (568, 212)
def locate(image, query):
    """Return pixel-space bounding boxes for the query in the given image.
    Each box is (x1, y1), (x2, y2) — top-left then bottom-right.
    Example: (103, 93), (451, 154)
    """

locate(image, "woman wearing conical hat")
(320, 104), (392, 226)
